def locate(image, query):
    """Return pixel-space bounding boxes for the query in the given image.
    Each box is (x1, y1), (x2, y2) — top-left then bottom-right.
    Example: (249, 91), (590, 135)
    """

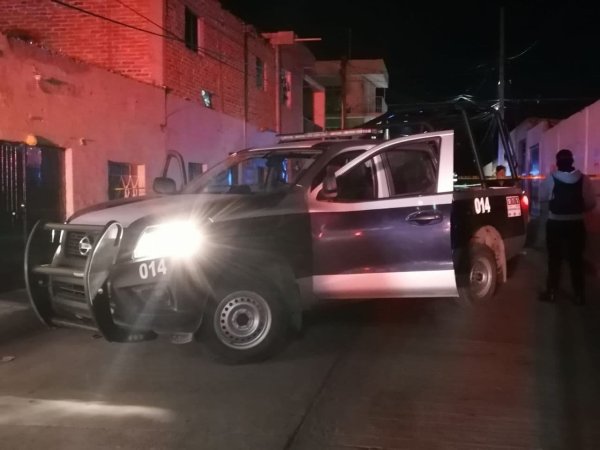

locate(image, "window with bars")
(108, 161), (145, 200)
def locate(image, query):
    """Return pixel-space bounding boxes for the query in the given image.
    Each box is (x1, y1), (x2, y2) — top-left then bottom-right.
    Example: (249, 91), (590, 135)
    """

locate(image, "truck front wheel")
(200, 280), (289, 364)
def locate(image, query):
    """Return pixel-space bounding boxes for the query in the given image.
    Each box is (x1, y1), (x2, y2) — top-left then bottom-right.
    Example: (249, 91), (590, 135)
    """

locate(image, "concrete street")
(1, 248), (599, 450)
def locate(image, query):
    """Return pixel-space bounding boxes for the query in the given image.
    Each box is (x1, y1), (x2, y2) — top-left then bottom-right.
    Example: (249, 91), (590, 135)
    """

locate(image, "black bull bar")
(24, 220), (155, 342)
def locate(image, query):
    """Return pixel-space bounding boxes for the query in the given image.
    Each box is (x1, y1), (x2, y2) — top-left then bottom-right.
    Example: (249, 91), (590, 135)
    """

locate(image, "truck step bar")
(32, 265), (85, 278)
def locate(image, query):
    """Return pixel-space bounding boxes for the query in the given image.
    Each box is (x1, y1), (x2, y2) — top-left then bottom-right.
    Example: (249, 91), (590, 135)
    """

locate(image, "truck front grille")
(53, 282), (86, 303)
(65, 232), (96, 258)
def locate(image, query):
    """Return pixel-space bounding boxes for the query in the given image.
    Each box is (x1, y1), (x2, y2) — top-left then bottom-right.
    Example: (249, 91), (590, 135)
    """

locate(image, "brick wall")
(0, 0), (279, 131)
(0, 0), (301, 131)
(0, 0), (161, 84)
(164, 0), (276, 130)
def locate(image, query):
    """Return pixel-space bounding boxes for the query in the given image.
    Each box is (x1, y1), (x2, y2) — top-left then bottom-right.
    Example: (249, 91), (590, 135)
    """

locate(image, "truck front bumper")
(25, 221), (204, 342)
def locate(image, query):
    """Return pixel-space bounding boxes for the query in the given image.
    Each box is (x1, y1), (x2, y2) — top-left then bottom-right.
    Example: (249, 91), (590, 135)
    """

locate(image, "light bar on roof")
(278, 128), (382, 142)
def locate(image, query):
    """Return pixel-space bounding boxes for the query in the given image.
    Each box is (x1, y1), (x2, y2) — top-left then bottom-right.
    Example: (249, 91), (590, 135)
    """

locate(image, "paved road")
(1, 250), (599, 450)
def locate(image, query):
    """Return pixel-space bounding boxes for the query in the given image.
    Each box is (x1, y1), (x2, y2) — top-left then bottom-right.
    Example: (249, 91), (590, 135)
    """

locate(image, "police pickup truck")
(25, 102), (528, 363)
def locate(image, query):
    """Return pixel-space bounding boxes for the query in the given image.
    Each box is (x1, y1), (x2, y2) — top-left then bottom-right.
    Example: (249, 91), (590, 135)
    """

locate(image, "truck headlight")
(133, 221), (204, 260)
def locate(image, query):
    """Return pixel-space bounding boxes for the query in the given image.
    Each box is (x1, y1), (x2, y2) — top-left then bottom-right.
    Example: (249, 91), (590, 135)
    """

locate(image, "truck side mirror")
(153, 177), (177, 195)
(321, 166), (338, 199)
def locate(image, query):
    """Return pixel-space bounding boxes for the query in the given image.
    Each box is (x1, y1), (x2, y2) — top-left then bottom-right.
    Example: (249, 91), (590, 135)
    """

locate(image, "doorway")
(0, 141), (64, 291)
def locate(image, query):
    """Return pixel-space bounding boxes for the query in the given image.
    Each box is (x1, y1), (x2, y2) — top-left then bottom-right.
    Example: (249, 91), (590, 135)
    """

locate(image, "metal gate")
(0, 141), (63, 291)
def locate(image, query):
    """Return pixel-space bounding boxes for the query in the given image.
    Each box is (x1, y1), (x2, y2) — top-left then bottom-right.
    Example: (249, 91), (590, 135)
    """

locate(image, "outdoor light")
(133, 221), (204, 259)
(201, 89), (213, 108)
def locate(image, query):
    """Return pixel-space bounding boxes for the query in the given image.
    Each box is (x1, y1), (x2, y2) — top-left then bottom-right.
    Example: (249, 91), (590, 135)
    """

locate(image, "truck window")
(383, 147), (437, 196)
(311, 150), (364, 190)
(334, 158), (378, 201)
(185, 150), (321, 194)
(318, 141), (439, 202)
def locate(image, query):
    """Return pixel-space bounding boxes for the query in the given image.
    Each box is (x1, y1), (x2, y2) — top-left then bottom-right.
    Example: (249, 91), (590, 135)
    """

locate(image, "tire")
(200, 278), (289, 364)
(457, 244), (498, 304)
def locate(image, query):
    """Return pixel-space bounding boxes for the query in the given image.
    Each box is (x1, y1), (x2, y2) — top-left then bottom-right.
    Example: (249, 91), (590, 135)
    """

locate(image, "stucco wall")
(0, 34), (276, 217)
(540, 111), (586, 173)
(0, 35), (165, 215)
(165, 93), (276, 173)
(518, 100), (600, 176)
(509, 100), (600, 232)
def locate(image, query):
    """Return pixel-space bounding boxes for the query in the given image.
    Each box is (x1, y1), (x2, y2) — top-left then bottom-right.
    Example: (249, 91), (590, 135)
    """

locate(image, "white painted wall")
(165, 94), (276, 174)
(507, 99), (600, 231)
(510, 100), (600, 176)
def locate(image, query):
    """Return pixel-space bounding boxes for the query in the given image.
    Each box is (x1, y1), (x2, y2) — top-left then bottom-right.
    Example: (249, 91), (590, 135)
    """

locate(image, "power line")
(171, 0), (247, 48)
(49, 0), (247, 74)
(110, 0), (243, 67)
(51, 0), (173, 40)
(114, 0), (247, 49)
(113, 0), (179, 40)
(507, 39), (539, 61)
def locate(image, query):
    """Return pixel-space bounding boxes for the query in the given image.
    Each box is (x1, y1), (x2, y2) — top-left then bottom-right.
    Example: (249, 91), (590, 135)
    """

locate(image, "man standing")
(496, 165), (507, 179)
(495, 165), (507, 186)
(540, 149), (597, 304)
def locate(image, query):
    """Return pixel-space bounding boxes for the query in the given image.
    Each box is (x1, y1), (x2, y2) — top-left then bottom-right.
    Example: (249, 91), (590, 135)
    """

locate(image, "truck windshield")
(183, 149), (322, 194)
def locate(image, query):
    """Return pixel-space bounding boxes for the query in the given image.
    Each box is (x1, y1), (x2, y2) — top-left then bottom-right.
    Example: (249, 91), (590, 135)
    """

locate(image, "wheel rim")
(469, 256), (493, 299)
(214, 291), (272, 349)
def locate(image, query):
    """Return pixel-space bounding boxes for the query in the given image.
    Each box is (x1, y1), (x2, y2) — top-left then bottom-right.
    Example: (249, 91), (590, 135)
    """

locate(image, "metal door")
(308, 131), (457, 299)
(0, 142), (63, 291)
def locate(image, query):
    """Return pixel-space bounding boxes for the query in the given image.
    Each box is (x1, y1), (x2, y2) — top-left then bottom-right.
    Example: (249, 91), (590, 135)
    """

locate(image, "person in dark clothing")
(496, 164), (507, 179)
(495, 164), (507, 186)
(539, 149), (597, 304)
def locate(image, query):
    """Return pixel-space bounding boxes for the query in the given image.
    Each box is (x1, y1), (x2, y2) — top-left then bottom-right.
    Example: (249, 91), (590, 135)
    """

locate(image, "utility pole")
(340, 57), (347, 129)
(498, 6), (505, 120)
(243, 25), (248, 146)
(339, 28), (351, 130)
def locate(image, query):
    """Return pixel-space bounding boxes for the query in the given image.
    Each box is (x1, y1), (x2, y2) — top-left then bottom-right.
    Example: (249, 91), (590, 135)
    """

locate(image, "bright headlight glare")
(133, 221), (204, 259)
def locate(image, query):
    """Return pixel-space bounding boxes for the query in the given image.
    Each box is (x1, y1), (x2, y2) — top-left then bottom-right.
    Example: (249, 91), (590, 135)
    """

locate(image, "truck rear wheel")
(200, 279), (289, 364)
(457, 244), (498, 304)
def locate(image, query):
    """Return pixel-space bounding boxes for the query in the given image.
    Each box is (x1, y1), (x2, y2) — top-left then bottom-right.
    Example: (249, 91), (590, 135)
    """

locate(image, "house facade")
(312, 59), (388, 129)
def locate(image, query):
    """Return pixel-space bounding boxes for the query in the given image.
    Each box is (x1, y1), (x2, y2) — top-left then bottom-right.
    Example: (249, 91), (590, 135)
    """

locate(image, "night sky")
(221, 0), (600, 126)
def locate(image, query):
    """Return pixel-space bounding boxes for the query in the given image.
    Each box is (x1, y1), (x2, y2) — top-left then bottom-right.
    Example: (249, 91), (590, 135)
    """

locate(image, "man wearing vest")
(540, 149), (597, 305)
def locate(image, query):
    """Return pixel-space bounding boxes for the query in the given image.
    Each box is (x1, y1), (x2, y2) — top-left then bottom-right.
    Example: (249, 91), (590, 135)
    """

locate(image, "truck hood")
(69, 193), (294, 227)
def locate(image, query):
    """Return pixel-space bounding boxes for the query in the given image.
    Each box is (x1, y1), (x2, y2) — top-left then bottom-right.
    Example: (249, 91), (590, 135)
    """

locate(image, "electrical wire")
(170, 0), (247, 47)
(507, 39), (539, 61)
(113, 0), (179, 39)
(114, 0), (246, 48)
(110, 0), (245, 69)
(49, 0), (247, 74)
